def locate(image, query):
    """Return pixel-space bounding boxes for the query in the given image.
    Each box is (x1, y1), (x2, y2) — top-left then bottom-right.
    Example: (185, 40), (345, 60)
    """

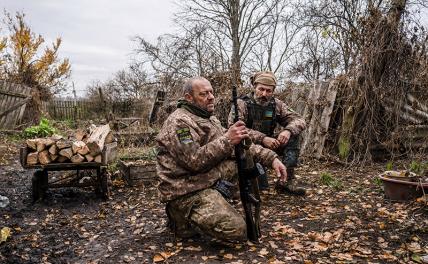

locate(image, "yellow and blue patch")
(176, 127), (193, 144)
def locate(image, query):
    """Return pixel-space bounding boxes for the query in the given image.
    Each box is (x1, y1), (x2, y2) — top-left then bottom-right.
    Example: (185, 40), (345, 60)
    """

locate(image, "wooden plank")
(119, 160), (157, 186)
(313, 80), (340, 158)
(1, 85), (16, 128)
(0, 97), (31, 119)
(101, 142), (117, 165)
(0, 89), (28, 98)
(0, 82), (31, 129)
(301, 79), (339, 158)
(0, 83), (13, 127)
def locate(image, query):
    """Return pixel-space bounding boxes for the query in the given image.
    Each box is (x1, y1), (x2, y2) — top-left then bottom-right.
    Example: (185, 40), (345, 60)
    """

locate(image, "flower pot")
(378, 171), (428, 201)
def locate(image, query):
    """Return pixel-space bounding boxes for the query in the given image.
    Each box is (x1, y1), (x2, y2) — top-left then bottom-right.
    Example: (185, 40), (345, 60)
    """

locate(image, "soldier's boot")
(166, 205), (199, 238)
(275, 168), (306, 196)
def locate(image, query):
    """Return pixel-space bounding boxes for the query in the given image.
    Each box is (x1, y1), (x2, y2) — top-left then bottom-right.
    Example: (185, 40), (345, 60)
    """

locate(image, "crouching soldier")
(228, 71), (307, 195)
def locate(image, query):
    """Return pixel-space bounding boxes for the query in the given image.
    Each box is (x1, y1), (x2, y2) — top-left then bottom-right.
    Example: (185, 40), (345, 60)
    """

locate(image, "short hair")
(183, 77), (209, 95)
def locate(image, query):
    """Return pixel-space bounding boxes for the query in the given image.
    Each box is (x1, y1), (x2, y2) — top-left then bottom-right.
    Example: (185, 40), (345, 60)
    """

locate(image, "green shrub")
(320, 171), (343, 190)
(385, 161), (393, 171)
(23, 118), (57, 138)
(409, 160), (428, 176)
(338, 138), (350, 160)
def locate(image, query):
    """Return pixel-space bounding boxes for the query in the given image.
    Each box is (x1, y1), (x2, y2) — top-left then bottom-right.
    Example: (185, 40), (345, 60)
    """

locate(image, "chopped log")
(26, 139), (38, 150)
(85, 154), (94, 162)
(102, 142), (117, 164)
(77, 145), (89, 155)
(50, 134), (63, 141)
(43, 138), (55, 147)
(57, 156), (68, 163)
(105, 131), (114, 144)
(94, 155), (102, 163)
(36, 138), (54, 152)
(48, 144), (58, 155)
(36, 141), (46, 152)
(27, 152), (38, 165)
(72, 141), (86, 154)
(75, 129), (87, 141)
(87, 124), (111, 155)
(50, 154), (58, 161)
(59, 148), (73, 159)
(38, 150), (51, 165)
(89, 124), (97, 134)
(56, 139), (72, 149)
(71, 153), (85, 163)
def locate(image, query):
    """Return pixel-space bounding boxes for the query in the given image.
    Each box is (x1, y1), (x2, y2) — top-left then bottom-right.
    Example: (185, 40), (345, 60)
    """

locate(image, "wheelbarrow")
(20, 142), (117, 202)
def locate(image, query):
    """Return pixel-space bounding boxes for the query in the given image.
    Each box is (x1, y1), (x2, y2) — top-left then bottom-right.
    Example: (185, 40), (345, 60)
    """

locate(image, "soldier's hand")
(277, 130), (291, 146)
(226, 121), (249, 145)
(262, 136), (280, 149)
(272, 158), (287, 184)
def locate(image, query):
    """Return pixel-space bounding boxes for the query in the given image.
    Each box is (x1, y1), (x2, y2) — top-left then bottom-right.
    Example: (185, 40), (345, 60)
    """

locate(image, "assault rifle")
(232, 85), (261, 242)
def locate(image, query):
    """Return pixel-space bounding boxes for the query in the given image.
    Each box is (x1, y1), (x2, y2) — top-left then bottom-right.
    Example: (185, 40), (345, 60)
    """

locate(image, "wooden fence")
(42, 99), (152, 121)
(0, 81), (31, 130)
(42, 100), (92, 120)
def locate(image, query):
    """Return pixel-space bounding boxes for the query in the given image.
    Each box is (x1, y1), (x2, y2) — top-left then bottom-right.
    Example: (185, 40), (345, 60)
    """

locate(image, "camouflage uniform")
(156, 107), (278, 242)
(228, 96), (306, 192)
(227, 97), (306, 146)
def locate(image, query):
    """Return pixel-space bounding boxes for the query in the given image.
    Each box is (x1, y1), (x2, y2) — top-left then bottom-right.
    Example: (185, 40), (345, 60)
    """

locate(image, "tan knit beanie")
(250, 71), (277, 87)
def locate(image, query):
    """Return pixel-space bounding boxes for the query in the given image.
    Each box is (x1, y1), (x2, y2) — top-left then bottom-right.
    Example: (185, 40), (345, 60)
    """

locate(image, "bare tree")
(176, 0), (282, 84)
(245, 0), (303, 82)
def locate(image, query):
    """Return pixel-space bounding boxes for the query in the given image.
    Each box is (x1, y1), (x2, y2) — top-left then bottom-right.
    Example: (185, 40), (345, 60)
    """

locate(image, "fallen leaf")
(268, 241), (278, 249)
(259, 248), (269, 256)
(184, 245), (202, 251)
(1, 227), (11, 243)
(153, 254), (164, 262)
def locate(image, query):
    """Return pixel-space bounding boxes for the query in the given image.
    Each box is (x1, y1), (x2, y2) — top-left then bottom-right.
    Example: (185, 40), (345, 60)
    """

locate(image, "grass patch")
(373, 177), (383, 187)
(409, 160), (428, 176)
(118, 146), (158, 161)
(385, 161), (393, 171)
(320, 172), (343, 190)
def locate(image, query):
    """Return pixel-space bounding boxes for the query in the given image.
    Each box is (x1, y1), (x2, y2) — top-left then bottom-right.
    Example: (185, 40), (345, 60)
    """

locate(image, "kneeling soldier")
(156, 77), (288, 243)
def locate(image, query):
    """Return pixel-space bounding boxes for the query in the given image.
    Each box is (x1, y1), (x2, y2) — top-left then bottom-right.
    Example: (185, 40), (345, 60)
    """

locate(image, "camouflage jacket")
(156, 107), (279, 202)
(227, 97), (306, 145)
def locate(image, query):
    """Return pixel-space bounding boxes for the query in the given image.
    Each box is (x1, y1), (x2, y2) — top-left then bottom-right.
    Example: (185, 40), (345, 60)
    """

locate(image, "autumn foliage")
(0, 11), (70, 99)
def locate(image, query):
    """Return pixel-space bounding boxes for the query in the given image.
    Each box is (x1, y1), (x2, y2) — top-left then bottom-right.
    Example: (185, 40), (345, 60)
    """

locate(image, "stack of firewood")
(25, 124), (114, 165)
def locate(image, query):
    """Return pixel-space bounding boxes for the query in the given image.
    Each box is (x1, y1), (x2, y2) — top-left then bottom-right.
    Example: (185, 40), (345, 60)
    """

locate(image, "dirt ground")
(0, 137), (427, 264)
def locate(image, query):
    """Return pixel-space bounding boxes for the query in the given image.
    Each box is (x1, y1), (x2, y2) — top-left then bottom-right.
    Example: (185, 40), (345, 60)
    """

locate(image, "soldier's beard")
(255, 96), (270, 106)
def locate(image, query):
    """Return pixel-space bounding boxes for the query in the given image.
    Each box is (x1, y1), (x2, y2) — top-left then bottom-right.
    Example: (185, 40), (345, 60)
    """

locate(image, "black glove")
(214, 180), (236, 199)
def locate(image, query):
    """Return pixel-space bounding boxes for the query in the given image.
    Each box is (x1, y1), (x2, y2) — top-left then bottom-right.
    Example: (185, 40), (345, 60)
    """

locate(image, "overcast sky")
(0, 0), (178, 97)
(1, 1), (427, 98)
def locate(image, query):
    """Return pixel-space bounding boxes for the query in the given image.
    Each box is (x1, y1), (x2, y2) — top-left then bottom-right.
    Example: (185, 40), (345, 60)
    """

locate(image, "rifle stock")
(232, 85), (261, 242)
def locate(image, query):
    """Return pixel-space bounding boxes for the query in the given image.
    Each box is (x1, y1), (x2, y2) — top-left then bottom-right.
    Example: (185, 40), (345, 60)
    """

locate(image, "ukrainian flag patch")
(176, 127), (193, 144)
(265, 110), (273, 118)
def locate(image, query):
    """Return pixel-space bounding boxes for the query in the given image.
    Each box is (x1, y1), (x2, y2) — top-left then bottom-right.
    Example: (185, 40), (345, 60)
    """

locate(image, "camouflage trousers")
(166, 188), (246, 243)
